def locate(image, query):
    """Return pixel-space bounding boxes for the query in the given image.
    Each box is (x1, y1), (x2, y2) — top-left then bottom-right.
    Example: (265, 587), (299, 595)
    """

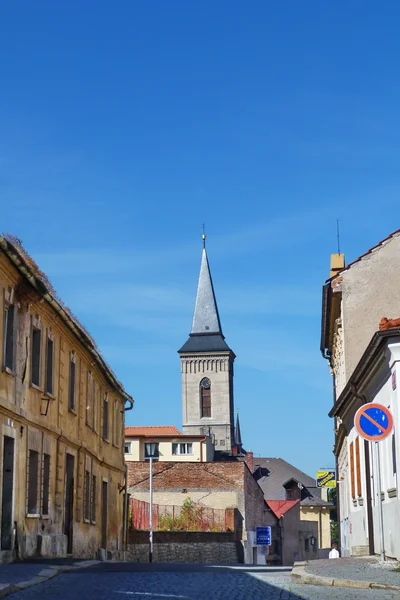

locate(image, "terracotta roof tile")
(265, 500), (300, 519)
(379, 317), (400, 331)
(125, 426), (181, 437)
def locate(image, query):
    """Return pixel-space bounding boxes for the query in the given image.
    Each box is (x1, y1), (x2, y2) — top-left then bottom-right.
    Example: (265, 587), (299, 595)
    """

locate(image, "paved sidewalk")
(292, 556), (400, 590)
(0, 559), (100, 597)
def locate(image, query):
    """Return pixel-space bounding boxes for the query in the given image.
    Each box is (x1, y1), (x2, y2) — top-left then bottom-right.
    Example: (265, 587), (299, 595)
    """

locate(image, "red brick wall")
(128, 461), (246, 491)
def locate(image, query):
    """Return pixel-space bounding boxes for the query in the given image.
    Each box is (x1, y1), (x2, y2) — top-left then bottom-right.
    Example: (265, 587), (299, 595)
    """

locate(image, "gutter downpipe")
(332, 377), (341, 554)
(123, 400), (134, 555)
(350, 385), (375, 556)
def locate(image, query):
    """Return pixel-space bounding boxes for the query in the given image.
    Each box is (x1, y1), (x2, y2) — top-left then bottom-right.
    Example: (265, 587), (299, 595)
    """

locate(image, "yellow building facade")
(0, 236), (133, 561)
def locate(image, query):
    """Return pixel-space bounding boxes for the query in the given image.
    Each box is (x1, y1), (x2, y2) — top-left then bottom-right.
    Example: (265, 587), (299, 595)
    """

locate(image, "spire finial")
(202, 223), (206, 248)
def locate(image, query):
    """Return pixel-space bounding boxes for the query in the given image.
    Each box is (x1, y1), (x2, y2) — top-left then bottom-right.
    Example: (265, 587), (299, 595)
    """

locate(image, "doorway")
(1, 437), (15, 550)
(101, 480), (108, 549)
(64, 454), (75, 554)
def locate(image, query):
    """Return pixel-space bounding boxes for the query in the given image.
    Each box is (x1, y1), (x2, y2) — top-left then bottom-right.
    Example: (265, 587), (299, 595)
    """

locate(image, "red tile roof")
(125, 426), (181, 437)
(379, 317), (400, 331)
(265, 500), (300, 519)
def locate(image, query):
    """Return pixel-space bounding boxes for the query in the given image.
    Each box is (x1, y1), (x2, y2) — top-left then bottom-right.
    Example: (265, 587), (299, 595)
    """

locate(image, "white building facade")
(331, 331), (400, 559)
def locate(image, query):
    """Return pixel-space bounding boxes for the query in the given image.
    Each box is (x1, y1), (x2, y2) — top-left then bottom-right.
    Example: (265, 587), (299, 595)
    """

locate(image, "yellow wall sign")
(316, 471), (336, 488)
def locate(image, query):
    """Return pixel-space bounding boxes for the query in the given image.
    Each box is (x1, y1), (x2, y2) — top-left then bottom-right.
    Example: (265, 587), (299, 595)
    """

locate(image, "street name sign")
(354, 403), (393, 442)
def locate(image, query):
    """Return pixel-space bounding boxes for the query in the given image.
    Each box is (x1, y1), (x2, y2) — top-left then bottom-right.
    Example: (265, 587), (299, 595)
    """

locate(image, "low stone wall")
(127, 530), (243, 564)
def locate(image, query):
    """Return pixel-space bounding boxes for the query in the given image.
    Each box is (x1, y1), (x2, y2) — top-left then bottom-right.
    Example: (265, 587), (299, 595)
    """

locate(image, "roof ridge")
(0, 235), (132, 402)
(326, 227), (400, 282)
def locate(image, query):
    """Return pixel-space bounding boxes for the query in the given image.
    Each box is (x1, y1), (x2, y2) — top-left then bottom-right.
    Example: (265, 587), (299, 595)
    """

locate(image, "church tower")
(178, 235), (236, 455)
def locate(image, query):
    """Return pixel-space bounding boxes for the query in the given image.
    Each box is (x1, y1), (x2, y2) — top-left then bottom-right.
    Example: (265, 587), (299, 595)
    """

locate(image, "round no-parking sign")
(354, 403), (393, 442)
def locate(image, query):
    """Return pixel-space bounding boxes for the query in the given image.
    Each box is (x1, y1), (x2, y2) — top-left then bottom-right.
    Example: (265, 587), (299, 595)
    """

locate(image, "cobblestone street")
(7, 563), (400, 600)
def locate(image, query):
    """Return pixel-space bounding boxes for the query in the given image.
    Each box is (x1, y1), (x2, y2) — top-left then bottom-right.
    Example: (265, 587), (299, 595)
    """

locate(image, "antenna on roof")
(337, 219), (341, 255)
(202, 223), (206, 248)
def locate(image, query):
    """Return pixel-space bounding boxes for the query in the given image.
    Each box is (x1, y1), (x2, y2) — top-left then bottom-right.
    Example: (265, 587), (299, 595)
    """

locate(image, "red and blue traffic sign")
(354, 403), (393, 442)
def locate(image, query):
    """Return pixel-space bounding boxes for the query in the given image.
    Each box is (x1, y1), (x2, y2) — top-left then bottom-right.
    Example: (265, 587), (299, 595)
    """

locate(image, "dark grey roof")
(234, 413), (242, 447)
(191, 247), (222, 335)
(178, 333), (232, 354)
(253, 458), (321, 501)
(301, 496), (333, 508)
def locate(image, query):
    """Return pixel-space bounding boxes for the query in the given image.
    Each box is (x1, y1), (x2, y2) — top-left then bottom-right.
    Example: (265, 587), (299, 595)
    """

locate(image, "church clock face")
(200, 377), (211, 389)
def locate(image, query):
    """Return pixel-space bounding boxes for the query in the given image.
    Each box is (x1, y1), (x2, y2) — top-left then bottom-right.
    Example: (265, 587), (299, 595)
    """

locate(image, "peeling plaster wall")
(0, 250), (126, 561)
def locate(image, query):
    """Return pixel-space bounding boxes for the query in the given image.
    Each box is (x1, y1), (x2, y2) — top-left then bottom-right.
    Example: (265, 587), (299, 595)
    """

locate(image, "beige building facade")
(0, 236), (132, 561)
(321, 228), (400, 556)
(124, 426), (214, 463)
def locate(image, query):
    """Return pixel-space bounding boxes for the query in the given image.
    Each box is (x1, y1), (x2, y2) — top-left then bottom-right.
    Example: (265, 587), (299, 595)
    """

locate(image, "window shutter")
(350, 441), (355, 499)
(355, 437), (362, 497)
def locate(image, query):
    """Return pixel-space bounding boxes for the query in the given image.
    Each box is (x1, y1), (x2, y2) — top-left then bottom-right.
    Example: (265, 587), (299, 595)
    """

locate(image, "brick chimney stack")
(330, 254), (345, 278)
(245, 450), (254, 473)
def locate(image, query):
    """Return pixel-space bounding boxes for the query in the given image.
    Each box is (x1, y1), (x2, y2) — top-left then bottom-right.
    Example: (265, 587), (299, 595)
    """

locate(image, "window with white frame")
(124, 442), (132, 454)
(172, 442), (193, 456)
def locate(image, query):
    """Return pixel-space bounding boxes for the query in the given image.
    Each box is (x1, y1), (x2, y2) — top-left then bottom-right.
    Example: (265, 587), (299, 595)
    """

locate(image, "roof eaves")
(329, 329), (400, 418)
(0, 236), (133, 402)
(320, 283), (331, 358)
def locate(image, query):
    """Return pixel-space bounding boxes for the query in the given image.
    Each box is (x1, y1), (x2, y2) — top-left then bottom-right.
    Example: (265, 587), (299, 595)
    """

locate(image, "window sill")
(83, 518), (90, 524)
(102, 437), (110, 444)
(41, 514), (50, 519)
(173, 454), (194, 457)
(30, 383), (43, 393)
(68, 407), (77, 416)
(26, 513), (40, 519)
(44, 391), (55, 400)
(2, 366), (15, 377)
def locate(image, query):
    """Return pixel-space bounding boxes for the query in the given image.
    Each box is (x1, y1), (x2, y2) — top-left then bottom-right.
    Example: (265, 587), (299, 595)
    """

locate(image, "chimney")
(330, 254), (345, 278)
(245, 451), (254, 473)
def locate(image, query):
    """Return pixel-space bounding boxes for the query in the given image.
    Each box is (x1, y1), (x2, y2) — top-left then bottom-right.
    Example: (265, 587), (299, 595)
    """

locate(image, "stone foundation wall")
(127, 531), (243, 564)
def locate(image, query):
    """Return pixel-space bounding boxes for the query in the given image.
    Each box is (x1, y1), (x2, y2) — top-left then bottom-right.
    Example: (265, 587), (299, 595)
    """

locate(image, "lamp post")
(145, 442), (157, 563)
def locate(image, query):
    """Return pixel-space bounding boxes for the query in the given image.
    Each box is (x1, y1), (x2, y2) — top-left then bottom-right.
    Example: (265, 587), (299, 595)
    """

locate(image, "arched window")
(200, 377), (211, 418)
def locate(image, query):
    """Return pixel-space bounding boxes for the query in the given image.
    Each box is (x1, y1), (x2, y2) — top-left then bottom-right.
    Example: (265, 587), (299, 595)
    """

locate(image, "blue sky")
(2, 1), (400, 475)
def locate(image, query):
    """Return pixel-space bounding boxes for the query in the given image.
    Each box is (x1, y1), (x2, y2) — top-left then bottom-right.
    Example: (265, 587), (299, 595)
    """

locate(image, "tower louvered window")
(200, 378), (211, 418)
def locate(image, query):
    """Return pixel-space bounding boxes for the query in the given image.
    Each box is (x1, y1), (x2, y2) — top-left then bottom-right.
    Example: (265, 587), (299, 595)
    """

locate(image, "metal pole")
(376, 442), (385, 562)
(149, 456), (153, 563)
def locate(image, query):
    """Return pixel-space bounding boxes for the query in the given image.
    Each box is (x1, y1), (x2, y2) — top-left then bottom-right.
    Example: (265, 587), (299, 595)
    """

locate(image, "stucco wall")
(300, 508), (331, 550)
(281, 503), (300, 565)
(341, 233), (400, 379)
(0, 249), (126, 560)
(124, 437), (213, 462)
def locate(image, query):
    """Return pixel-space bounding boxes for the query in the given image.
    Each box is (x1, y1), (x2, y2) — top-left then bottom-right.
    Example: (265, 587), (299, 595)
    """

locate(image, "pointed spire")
(234, 412), (242, 447)
(191, 237), (223, 335)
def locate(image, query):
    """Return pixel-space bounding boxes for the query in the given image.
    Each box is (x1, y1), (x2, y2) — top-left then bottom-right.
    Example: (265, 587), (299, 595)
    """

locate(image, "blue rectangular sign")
(256, 526), (271, 546)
